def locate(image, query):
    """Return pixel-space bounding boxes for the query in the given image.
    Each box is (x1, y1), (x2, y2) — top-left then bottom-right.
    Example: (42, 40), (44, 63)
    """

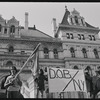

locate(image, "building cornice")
(57, 24), (100, 33)
(0, 36), (62, 43)
(64, 57), (100, 63)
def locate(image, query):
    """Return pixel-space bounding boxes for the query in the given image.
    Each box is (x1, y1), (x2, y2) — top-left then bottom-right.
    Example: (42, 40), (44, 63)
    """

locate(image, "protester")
(34, 69), (48, 98)
(84, 66), (93, 98)
(0, 74), (10, 98)
(4, 66), (23, 98)
(92, 66), (100, 98)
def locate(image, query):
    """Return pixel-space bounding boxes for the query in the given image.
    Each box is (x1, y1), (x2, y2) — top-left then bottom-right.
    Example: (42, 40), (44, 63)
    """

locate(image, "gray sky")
(0, 2), (100, 37)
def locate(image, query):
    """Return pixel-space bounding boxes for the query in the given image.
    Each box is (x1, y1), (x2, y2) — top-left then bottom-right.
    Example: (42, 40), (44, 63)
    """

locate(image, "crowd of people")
(0, 65), (100, 98)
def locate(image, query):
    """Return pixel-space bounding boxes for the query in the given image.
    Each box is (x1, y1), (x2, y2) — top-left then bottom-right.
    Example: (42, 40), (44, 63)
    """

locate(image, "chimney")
(51, 18), (57, 37)
(25, 12), (28, 30)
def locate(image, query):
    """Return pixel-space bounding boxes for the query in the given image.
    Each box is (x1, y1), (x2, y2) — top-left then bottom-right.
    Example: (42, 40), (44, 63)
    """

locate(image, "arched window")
(93, 49), (99, 59)
(8, 46), (14, 53)
(53, 49), (58, 59)
(10, 25), (15, 33)
(82, 48), (87, 58)
(44, 48), (49, 59)
(74, 16), (78, 24)
(73, 66), (78, 69)
(0, 24), (2, 32)
(70, 47), (75, 58)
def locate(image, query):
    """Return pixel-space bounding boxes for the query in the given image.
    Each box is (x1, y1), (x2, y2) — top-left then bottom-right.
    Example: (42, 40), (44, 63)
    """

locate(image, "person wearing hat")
(4, 66), (23, 98)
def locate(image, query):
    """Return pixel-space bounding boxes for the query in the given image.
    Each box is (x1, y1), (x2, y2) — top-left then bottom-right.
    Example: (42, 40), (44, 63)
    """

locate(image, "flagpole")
(14, 43), (41, 80)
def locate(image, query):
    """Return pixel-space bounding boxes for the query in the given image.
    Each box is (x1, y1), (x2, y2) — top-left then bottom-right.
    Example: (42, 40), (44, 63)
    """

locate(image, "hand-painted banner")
(47, 67), (87, 93)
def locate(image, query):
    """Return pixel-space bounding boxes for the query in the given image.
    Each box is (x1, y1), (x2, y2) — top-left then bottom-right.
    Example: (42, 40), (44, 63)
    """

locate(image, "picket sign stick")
(9, 43), (41, 83)
(59, 70), (79, 97)
(15, 43), (41, 79)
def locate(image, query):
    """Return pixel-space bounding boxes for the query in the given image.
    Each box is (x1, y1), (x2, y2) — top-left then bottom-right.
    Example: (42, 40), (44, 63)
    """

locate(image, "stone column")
(76, 46), (83, 58)
(39, 50), (44, 58)
(49, 50), (54, 59)
(65, 61), (70, 68)
(58, 51), (63, 59)
(88, 47), (95, 58)
(2, 26), (4, 35)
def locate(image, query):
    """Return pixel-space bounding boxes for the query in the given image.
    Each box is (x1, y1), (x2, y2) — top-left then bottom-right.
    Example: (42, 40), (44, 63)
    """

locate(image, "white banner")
(47, 67), (87, 93)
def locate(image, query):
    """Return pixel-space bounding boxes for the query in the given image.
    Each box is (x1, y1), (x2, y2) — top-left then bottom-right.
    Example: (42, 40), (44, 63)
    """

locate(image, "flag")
(14, 43), (41, 80)
(29, 43), (41, 78)
(31, 50), (39, 78)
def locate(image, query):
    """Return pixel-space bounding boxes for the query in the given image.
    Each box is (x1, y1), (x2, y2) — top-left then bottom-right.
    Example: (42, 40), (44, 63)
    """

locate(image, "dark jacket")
(35, 74), (48, 91)
(85, 72), (93, 92)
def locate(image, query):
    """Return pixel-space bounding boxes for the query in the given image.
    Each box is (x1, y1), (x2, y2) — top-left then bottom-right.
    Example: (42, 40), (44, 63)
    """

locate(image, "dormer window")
(10, 25), (15, 33)
(74, 16), (78, 24)
(4, 28), (7, 34)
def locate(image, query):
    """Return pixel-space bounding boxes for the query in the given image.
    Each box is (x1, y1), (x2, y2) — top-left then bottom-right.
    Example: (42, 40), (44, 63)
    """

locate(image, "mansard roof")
(60, 7), (98, 29)
(20, 26), (53, 38)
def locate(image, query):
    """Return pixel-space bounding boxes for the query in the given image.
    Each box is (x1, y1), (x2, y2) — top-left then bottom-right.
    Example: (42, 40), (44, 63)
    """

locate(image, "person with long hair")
(4, 66), (23, 98)
(35, 69), (48, 98)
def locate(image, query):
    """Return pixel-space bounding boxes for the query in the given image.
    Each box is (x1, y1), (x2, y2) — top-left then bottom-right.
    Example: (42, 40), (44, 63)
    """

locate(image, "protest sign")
(47, 67), (87, 93)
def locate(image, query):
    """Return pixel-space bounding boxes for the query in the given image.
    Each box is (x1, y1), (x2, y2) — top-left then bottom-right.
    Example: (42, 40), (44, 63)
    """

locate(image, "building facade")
(0, 12), (63, 81)
(55, 7), (100, 76)
(0, 6), (100, 82)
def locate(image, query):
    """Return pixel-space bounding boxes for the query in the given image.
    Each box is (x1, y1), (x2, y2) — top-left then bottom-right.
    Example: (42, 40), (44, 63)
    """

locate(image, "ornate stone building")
(55, 6), (100, 76)
(0, 12), (63, 81)
(0, 6), (100, 82)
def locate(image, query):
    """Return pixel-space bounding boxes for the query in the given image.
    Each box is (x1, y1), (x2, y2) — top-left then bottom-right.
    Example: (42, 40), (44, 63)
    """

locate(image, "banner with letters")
(47, 67), (87, 93)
